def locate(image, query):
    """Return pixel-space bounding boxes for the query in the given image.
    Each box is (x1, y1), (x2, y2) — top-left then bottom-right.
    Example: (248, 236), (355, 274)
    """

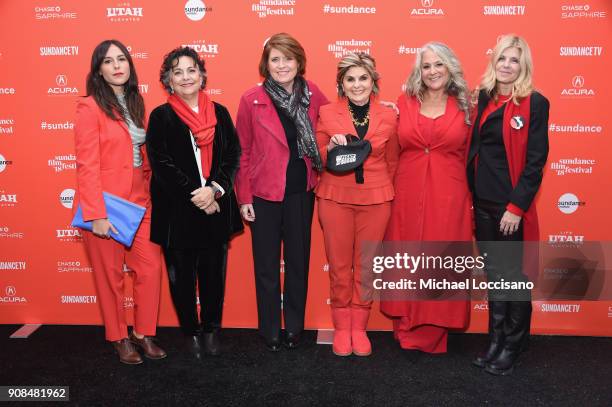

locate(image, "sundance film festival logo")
(483, 4), (526, 16)
(183, 40), (219, 58)
(56, 227), (82, 242)
(251, 0), (296, 18)
(48, 74), (79, 96)
(61, 295), (96, 304)
(0, 118), (14, 135)
(557, 193), (585, 215)
(560, 45), (603, 57)
(561, 4), (607, 19)
(560, 75), (595, 98)
(0, 191), (17, 207)
(540, 303), (581, 313)
(40, 120), (74, 131)
(410, 0), (444, 18)
(106, 2), (143, 22)
(550, 157), (595, 176)
(0, 154), (13, 173)
(34, 5), (78, 20)
(40, 45), (79, 56)
(184, 0), (212, 21)
(0, 226), (25, 239)
(328, 39), (372, 58)
(60, 188), (75, 209)
(57, 260), (92, 273)
(0, 286), (27, 303)
(48, 154), (76, 172)
(322, 3), (377, 14)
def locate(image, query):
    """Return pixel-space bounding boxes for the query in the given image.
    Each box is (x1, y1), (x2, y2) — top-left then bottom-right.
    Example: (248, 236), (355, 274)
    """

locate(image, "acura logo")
(421, 0), (434, 7)
(5, 285), (16, 296)
(572, 75), (585, 88)
(56, 74), (67, 86)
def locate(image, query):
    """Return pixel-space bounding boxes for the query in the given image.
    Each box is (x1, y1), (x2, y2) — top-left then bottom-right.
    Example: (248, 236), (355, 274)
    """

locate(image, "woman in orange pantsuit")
(74, 40), (165, 364)
(316, 53), (399, 357)
(380, 42), (472, 354)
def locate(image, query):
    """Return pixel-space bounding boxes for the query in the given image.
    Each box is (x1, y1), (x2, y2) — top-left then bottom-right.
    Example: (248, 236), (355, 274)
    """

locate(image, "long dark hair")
(86, 39), (145, 128)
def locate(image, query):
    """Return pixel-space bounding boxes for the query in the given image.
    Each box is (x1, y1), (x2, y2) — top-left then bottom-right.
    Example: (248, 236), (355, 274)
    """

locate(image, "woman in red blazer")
(380, 42), (472, 354)
(235, 33), (329, 351)
(316, 52), (399, 356)
(74, 40), (165, 364)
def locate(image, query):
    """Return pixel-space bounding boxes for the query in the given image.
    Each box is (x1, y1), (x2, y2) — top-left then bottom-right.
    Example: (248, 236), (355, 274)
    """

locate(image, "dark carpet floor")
(0, 325), (611, 406)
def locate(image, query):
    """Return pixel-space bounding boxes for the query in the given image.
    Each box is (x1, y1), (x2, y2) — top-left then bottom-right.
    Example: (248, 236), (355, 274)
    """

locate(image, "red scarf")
(168, 91), (217, 178)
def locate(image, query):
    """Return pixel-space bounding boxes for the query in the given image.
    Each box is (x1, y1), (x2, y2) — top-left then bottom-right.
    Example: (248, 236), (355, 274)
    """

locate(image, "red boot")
(351, 307), (372, 356)
(331, 307), (352, 356)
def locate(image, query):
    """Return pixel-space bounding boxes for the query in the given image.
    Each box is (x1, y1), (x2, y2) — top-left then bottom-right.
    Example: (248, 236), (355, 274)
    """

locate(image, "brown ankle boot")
(112, 338), (143, 364)
(129, 332), (167, 359)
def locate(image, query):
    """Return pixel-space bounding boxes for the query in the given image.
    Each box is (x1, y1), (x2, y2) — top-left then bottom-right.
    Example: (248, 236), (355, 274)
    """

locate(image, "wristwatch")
(211, 184), (222, 200)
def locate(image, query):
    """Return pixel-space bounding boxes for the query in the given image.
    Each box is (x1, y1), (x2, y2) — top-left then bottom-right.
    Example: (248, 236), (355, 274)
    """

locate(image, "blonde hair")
(405, 42), (470, 124)
(336, 52), (380, 97)
(480, 34), (533, 104)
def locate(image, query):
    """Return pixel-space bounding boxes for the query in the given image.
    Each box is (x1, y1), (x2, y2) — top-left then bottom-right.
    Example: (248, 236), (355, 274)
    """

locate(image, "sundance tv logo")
(550, 158), (595, 176)
(560, 45), (603, 57)
(540, 303), (581, 313)
(1, 286), (27, 303)
(560, 75), (595, 98)
(410, 0), (445, 18)
(0, 261), (26, 271)
(557, 193), (585, 215)
(40, 45), (79, 56)
(48, 74), (79, 96)
(483, 4), (526, 15)
(184, 0), (212, 21)
(251, 0), (296, 18)
(61, 295), (97, 304)
(183, 40), (219, 58)
(106, 2), (143, 22)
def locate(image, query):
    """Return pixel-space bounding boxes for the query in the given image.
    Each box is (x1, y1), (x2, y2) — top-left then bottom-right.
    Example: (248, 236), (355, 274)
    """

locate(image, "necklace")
(348, 102), (369, 127)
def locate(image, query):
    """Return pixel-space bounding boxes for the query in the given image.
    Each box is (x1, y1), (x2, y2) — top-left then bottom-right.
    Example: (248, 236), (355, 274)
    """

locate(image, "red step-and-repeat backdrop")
(1, 0), (611, 336)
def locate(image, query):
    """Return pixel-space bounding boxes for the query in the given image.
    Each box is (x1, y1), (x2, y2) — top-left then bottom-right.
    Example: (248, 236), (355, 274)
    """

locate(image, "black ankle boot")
(485, 347), (521, 375)
(472, 340), (503, 368)
(202, 330), (221, 356)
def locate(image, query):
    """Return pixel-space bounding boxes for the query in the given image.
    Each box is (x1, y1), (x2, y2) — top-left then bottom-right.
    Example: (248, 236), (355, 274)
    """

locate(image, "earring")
(170, 87), (174, 94)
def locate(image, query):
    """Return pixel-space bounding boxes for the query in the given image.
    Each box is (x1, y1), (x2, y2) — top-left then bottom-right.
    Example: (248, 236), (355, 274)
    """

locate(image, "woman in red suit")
(235, 33), (329, 351)
(316, 52), (399, 356)
(74, 40), (165, 364)
(380, 42), (472, 354)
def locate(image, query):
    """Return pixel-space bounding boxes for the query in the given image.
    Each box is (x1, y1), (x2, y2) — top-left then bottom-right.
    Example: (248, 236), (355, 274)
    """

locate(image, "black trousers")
(474, 199), (532, 349)
(163, 244), (228, 335)
(250, 191), (314, 340)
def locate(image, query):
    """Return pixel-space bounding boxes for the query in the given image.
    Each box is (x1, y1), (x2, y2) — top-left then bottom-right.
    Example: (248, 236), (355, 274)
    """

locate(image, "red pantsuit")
(74, 97), (162, 342)
(380, 94), (471, 353)
(316, 100), (399, 309)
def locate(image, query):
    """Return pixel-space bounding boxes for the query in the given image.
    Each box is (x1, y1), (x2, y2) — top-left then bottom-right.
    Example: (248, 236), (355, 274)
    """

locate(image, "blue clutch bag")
(71, 192), (146, 247)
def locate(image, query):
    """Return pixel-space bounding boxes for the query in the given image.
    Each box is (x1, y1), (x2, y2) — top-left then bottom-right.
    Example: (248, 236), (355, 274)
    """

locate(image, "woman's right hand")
(240, 204), (255, 222)
(327, 134), (348, 152)
(92, 218), (118, 239)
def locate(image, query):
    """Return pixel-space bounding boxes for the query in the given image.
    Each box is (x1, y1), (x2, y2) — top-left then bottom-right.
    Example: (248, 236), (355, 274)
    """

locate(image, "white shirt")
(190, 105), (224, 196)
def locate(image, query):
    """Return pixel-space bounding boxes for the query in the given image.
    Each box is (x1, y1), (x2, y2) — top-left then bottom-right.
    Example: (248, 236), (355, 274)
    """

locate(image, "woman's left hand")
(379, 100), (399, 115)
(499, 210), (521, 236)
(191, 187), (214, 209)
(203, 201), (220, 215)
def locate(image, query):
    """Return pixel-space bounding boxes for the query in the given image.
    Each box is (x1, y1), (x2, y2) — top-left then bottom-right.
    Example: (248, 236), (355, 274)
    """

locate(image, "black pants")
(251, 191), (314, 340)
(475, 199), (532, 349)
(163, 244), (228, 335)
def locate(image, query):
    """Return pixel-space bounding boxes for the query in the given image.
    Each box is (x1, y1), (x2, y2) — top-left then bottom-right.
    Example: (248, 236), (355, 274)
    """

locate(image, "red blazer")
(234, 80), (329, 204)
(315, 99), (399, 205)
(73, 96), (151, 221)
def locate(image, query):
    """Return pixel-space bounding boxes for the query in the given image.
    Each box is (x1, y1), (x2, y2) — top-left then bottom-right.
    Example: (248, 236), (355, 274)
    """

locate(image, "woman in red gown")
(380, 42), (472, 353)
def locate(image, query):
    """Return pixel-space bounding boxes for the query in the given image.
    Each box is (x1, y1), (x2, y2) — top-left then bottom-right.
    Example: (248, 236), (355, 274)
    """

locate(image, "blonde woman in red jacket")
(316, 53), (399, 356)
(74, 40), (165, 364)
